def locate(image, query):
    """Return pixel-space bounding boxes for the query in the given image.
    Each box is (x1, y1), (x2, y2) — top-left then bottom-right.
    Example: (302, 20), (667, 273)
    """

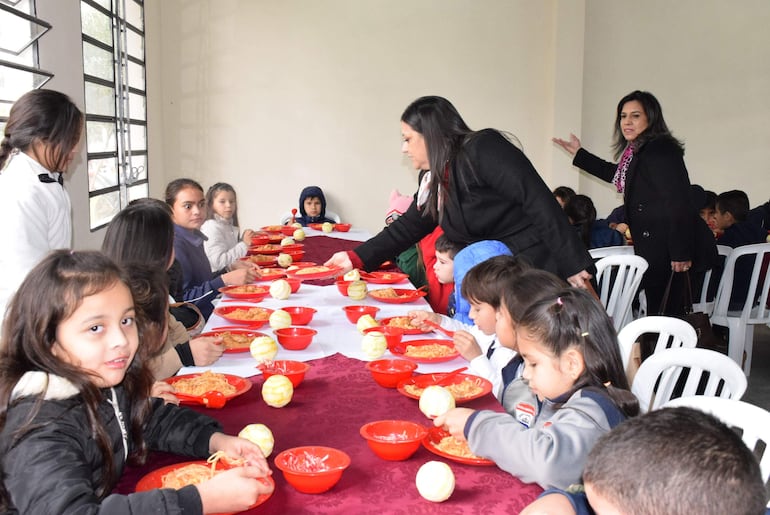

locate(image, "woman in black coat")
(554, 90), (716, 315)
(326, 96), (594, 288)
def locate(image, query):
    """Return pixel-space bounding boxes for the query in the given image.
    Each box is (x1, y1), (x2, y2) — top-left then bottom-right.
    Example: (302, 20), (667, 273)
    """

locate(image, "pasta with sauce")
(173, 370), (237, 396)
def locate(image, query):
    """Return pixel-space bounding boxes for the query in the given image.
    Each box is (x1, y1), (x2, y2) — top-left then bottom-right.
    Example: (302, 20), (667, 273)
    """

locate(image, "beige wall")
(149, 0), (571, 235)
(572, 0), (770, 217)
(34, 1), (770, 246)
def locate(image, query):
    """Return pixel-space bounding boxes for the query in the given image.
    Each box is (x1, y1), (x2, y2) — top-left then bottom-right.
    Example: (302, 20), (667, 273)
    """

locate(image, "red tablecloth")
(115, 353), (542, 514)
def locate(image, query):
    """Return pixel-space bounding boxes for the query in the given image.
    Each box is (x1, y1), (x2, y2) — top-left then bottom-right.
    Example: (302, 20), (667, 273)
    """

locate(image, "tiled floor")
(742, 324), (770, 410)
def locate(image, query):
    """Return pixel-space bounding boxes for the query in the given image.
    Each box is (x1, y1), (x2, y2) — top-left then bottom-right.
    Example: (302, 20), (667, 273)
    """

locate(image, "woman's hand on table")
(151, 380), (179, 405)
(406, 310), (441, 328)
(452, 330), (482, 361)
(433, 408), (475, 440)
(552, 133), (581, 156)
(197, 466), (274, 515)
(324, 251), (353, 273)
(520, 493), (578, 515)
(208, 433), (271, 475)
(190, 335), (225, 366)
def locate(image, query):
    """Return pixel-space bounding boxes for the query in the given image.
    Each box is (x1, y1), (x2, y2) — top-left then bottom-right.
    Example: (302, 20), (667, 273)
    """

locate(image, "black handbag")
(660, 270), (724, 352)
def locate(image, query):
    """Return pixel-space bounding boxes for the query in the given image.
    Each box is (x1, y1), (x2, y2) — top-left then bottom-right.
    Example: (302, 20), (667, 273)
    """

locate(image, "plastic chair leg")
(726, 318), (747, 375)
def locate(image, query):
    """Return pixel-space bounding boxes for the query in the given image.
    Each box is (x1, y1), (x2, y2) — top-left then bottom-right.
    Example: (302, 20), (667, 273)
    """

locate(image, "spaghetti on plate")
(173, 371), (237, 396)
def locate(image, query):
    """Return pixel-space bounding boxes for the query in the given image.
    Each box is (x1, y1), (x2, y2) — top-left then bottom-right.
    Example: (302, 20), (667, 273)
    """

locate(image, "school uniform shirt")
(173, 224), (225, 320)
(201, 215), (248, 272)
(1, 371), (222, 514)
(0, 151), (72, 333)
(499, 354), (539, 425)
(435, 315), (513, 397)
(465, 388), (627, 490)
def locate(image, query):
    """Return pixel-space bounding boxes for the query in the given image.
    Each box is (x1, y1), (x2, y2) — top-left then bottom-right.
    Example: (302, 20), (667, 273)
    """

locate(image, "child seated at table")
(564, 194), (625, 249)
(435, 289), (639, 490)
(386, 190), (454, 314)
(495, 269), (567, 419)
(714, 189), (768, 310)
(410, 254), (527, 396)
(293, 186), (338, 226)
(434, 234), (465, 317)
(521, 406), (767, 515)
(201, 182), (255, 272)
(0, 251), (272, 514)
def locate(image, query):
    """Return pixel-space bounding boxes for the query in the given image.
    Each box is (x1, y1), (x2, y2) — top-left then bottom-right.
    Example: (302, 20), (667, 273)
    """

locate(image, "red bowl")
(335, 223), (352, 232)
(282, 306), (316, 325)
(274, 327), (317, 350)
(336, 278), (355, 296)
(281, 243), (305, 252)
(365, 358), (417, 388)
(280, 225), (298, 236)
(257, 359), (311, 387)
(285, 250), (306, 262)
(283, 277), (302, 293)
(362, 326), (404, 352)
(359, 420), (427, 461)
(251, 233), (270, 246)
(342, 305), (380, 324)
(274, 446), (351, 494)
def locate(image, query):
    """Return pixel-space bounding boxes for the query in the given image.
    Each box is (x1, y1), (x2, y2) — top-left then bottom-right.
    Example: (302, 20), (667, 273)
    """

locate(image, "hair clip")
(555, 297), (563, 306)
(581, 331), (589, 337)
(603, 381), (611, 387)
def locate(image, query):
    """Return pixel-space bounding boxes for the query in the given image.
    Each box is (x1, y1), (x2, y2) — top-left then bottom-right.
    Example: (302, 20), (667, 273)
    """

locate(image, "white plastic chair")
(617, 315), (698, 371)
(632, 347), (747, 413)
(280, 210), (342, 225)
(692, 244), (732, 315)
(588, 245), (635, 260)
(594, 254), (649, 331)
(709, 242), (770, 375)
(664, 395), (770, 505)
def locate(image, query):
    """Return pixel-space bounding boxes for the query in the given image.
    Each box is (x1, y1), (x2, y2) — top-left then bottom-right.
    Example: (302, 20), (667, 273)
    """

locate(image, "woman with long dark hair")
(554, 90), (717, 315)
(326, 96), (593, 287)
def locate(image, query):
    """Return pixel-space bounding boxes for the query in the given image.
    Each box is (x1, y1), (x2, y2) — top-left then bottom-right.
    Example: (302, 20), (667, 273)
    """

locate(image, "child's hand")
(452, 330), (482, 361)
(433, 407), (475, 441)
(150, 381), (179, 405)
(324, 251), (353, 273)
(197, 466), (274, 514)
(189, 335), (225, 366)
(223, 267), (258, 286)
(241, 229), (255, 245)
(406, 310), (441, 328)
(208, 433), (270, 475)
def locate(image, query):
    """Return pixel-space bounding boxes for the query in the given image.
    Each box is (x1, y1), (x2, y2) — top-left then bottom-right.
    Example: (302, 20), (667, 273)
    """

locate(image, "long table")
(115, 232), (544, 513)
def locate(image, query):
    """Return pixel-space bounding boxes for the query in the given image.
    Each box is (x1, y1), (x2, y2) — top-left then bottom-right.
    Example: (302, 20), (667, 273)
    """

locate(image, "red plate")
(267, 233), (284, 243)
(286, 265), (342, 281)
(218, 284), (269, 301)
(286, 261), (318, 269)
(213, 305), (274, 328)
(280, 243), (305, 252)
(368, 288), (427, 304)
(396, 373), (492, 402)
(165, 373), (253, 402)
(254, 268), (287, 281)
(241, 254), (278, 267)
(199, 329), (266, 354)
(390, 338), (459, 363)
(360, 271), (410, 284)
(422, 427), (495, 466)
(248, 244), (283, 255)
(135, 460), (274, 513)
(260, 225), (284, 233)
(378, 316), (430, 335)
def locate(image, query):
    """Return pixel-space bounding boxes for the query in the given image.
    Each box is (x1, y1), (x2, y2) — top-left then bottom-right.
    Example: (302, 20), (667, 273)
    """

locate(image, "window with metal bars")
(80, 0), (147, 230)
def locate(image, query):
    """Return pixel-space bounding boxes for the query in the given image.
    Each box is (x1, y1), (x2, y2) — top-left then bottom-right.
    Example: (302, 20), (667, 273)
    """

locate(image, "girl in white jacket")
(201, 182), (255, 272)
